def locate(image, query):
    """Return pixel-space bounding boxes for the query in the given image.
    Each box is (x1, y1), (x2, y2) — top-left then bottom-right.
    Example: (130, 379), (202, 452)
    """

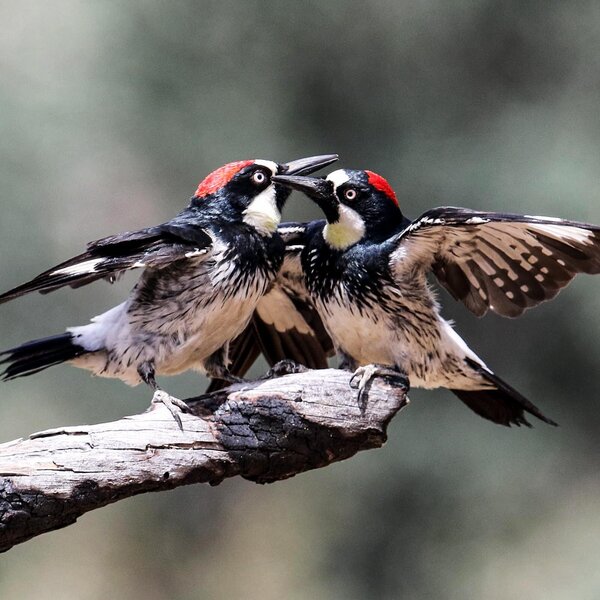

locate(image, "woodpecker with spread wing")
(0, 154), (337, 425)
(268, 168), (600, 427)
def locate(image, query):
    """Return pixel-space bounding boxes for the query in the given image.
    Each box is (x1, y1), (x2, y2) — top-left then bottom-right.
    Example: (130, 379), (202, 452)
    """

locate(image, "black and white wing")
(207, 222), (334, 391)
(0, 215), (213, 304)
(389, 207), (600, 317)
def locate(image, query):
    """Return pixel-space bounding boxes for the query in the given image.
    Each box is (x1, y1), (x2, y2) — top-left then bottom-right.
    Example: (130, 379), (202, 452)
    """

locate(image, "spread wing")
(0, 215), (213, 304)
(207, 222), (334, 391)
(389, 207), (600, 317)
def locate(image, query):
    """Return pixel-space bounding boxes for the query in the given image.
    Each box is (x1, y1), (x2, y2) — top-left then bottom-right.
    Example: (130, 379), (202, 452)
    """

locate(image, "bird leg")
(138, 363), (192, 431)
(349, 364), (410, 411)
(204, 346), (247, 385)
(338, 351), (359, 371)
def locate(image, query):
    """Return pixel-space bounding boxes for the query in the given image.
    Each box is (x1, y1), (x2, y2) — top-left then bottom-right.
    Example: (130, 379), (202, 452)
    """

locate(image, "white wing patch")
(185, 248), (209, 259)
(465, 216), (490, 225)
(527, 223), (594, 245)
(52, 258), (103, 276)
(524, 215), (564, 222)
(278, 225), (305, 236)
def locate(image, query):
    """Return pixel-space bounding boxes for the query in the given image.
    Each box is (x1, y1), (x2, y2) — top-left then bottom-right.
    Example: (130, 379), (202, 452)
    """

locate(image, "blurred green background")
(1, 1), (599, 598)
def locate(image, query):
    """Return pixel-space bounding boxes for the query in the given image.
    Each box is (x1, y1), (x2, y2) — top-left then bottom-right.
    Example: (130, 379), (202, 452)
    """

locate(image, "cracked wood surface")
(0, 368), (408, 553)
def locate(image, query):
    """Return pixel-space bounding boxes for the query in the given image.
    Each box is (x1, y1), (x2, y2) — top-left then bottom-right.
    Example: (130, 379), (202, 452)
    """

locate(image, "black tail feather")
(0, 333), (86, 380)
(452, 358), (558, 427)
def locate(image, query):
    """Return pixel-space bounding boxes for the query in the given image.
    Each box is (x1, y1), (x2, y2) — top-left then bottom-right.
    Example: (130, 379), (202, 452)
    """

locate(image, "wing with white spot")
(389, 207), (600, 317)
(0, 221), (213, 304)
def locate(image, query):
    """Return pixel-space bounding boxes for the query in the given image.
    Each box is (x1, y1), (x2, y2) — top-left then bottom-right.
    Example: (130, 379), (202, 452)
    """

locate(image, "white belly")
(319, 291), (489, 391)
(70, 254), (270, 384)
(320, 300), (394, 366)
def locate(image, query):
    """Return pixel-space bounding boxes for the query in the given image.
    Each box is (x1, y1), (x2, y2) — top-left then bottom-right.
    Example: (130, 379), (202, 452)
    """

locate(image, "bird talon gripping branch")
(350, 364), (409, 391)
(150, 390), (192, 430)
(350, 364), (409, 410)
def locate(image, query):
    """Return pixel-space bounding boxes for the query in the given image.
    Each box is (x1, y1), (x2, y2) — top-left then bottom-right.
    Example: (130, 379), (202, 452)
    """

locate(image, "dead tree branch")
(0, 367), (408, 552)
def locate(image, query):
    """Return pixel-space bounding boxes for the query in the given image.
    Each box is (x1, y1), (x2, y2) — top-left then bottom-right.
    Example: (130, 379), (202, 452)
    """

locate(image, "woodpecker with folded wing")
(270, 168), (600, 427)
(0, 154), (337, 425)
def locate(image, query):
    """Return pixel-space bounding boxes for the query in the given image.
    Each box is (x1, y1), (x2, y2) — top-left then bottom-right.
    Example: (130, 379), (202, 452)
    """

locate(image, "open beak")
(281, 154), (338, 176)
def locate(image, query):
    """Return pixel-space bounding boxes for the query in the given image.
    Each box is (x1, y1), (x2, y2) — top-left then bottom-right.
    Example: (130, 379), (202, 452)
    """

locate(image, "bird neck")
(364, 205), (406, 243)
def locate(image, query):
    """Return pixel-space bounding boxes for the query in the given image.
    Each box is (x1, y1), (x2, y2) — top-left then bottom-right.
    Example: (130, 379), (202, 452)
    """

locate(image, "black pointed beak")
(271, 174), (332, 201)
(281, 154), (338, 176)
(271, 174), (339, 222)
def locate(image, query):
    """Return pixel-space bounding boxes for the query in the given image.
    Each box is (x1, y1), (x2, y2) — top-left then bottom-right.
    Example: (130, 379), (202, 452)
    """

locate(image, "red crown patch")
(194, 160), (254, 198)
(365, 170), (398, 206)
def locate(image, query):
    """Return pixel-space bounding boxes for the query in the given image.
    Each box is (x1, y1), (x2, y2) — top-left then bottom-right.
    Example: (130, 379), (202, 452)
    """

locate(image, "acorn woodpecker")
(267, 168), (600, 427)
(0, 154), (337, 426)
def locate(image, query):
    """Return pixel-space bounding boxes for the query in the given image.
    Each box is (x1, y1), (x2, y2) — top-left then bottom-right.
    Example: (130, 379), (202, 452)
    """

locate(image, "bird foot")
(150, 389), (193, 431)
(349, 364), (409, 410)
(263, 359), (308, 379)
(209, 369), (248, 385)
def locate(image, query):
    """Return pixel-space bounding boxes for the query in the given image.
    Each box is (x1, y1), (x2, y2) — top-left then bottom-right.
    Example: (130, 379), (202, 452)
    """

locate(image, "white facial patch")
(327, 169), (350, 191)
(253, 159), (278, 173)
(323, 204), (366, 250)
(243, 183), (280, 236)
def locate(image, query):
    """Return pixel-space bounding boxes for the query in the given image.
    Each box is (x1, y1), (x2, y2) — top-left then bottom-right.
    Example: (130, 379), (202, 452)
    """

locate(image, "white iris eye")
(251, 170), (268, 185)
(344, 188), (357, 201)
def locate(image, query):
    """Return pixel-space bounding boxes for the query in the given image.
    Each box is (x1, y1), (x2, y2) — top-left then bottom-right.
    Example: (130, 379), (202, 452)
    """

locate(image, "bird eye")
(344, 188), (357, 201)
(251, 170), (268, 185)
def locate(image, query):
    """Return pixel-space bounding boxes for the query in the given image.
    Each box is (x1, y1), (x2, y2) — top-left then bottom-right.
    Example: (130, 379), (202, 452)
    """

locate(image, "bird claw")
(263, 359), (308, 379)
(349, 364), (409, 410)
(151, 389), (192, 431)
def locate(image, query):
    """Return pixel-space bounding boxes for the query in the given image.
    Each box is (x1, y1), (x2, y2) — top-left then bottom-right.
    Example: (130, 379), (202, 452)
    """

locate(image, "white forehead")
(254, 159), (279, 174)
(326, 169), (350, 190)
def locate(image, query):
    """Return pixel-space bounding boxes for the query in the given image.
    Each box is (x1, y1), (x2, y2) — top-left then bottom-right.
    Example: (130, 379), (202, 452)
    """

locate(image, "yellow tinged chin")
(257, 213), (280, 234)
(243, 209), (280, 235)
(323, 222), (364, 249)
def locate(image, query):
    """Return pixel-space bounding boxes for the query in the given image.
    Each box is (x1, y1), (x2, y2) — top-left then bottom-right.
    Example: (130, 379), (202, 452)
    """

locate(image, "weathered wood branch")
(0, 367), (408, 553)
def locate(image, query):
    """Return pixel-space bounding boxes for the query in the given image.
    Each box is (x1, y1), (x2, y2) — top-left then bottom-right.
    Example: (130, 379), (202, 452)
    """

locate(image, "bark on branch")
(0, 367), (408, 553)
